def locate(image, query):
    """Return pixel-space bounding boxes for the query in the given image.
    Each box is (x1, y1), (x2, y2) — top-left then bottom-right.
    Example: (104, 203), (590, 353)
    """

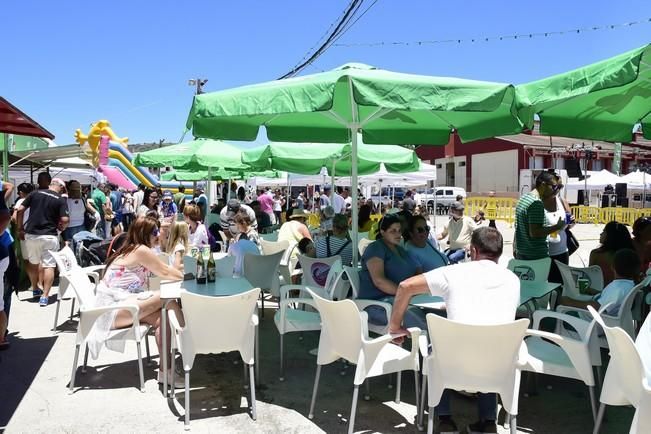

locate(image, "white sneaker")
(157, 369), (185, 388)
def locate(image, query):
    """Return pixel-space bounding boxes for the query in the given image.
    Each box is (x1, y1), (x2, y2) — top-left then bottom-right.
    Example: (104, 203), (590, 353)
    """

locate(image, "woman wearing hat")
(278, 208), (312, 247)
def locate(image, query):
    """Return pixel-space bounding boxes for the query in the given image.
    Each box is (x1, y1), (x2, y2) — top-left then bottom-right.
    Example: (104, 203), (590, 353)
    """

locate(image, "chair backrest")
(349, 230), (369, 240)
(260, 232), (279, 242)
(180, 288), (260, 359)
(243, 250), (283, 294)
(342, 265), (361, 298)
(309, 289), (365, 364)
(215, 254), (236, 278)
(608, 283), (643, 338)
(555, 260), (581, 298)
(297, 254), (342, 289)
(260, 239), (290, 256)
(507, 258), (551, 283)
(51, 245), (81, 275)
(588, 306), (646, 408)
(358, 238), (373, 257)
(571, 265), (604, 292)
(425, 313), (529, 414)
(322, 259), (343, 298)
(51, 250), (96, 307)
(183, 255), (197, 274)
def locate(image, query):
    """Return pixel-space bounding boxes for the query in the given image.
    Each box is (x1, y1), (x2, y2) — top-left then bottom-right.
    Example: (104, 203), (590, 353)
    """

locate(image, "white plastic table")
(159, 275), (254, 396)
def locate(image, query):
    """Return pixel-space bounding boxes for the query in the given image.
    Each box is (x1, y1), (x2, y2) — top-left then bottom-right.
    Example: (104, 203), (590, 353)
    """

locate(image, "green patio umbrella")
(161, 168), (281, 181)
(185, 62), (524, 264)
(516, 44), (651, 142)
(133, 138), (249, 171)
(242, 141), (419, 175)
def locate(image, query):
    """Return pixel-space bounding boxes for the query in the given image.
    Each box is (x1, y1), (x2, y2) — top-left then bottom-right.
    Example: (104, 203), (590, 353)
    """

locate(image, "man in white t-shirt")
(332, 186), (346, 214)
(389, 227), (519, 434)
(437, 201), (477, 264)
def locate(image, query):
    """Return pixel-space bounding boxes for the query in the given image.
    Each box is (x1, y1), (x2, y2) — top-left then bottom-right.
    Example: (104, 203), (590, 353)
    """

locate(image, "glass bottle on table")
(196, 246), (207, 284)
(207, 248), (216, 283)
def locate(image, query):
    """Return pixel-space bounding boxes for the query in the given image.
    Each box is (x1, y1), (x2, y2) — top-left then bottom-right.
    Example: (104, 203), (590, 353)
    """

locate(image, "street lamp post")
(188, 78), (208, 95)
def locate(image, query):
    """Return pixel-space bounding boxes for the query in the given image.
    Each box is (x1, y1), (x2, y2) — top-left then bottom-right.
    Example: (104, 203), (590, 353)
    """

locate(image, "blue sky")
(2, 0), (649, 146)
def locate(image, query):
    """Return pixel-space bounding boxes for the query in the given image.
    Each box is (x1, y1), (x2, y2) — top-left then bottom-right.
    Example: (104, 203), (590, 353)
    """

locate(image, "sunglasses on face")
(152, 228), (160, 237)
(150, 196), (159, 200)
(415, 225), (430, 234)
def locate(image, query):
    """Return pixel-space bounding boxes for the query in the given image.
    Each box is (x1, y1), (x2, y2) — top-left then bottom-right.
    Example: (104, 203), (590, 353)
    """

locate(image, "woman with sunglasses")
(358, 213), (424, 328)
(404, 215), (448, 272)
(543, 175), (574, 283)
(90, 216), (184, 386)
(137, 188), (159, 218)
(589, 221), (635, 286)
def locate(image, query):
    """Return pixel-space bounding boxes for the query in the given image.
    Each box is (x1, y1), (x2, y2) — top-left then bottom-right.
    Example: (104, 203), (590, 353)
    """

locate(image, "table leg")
(162, 299), (171, 397)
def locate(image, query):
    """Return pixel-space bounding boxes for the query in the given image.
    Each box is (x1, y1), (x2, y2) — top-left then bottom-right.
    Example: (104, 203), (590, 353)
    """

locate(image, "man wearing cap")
(15, 178), (69, 306)
(437, 201), (477, 264)
(220, 199), (257, 239)
(160, 190), (178, 219)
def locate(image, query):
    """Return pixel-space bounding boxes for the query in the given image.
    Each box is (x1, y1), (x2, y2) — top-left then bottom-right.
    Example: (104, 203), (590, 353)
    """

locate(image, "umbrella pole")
(207, 166), (212, 210)
(644, 171), (647, 209)
(227, 177), (232, 201)
(350, 130), (359, 266)
(331, 160), (336, 204)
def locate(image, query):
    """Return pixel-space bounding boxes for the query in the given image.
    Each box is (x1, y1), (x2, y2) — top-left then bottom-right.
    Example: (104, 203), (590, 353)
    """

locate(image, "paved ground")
(1, 219), (636, 433)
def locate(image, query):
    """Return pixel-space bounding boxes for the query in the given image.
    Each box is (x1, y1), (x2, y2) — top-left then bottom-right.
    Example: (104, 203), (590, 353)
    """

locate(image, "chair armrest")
(525, 329), (593, 383)
(406, 327), (422, 360)
(556, 305), (592, 321)
(168, 309), (184, 333)
(85, 271), (101, 284)
(78, 303), (140, 338)
(418, 333), (429, 358)
(279, 297), (319, 311)
(251, 313), (259, 327)
(83, 264), (106, 273)
(531, 310), (590, 338)
(279, 284), (321, 300)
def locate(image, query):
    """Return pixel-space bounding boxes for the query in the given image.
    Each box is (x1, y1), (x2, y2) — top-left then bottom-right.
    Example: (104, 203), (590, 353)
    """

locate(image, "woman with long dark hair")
(137, 188), (159, 217)
(589, 221), (635, 286)
(91, 217), (184, 385)
(358, 204), (373, 232)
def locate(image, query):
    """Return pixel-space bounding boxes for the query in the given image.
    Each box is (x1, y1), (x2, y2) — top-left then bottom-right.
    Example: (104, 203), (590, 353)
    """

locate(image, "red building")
(416, 127), (651, 194)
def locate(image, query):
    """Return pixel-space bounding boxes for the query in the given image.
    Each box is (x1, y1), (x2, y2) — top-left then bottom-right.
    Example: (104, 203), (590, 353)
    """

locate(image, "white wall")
(434, 156), (466, 188)
(471, 150), (518, 193)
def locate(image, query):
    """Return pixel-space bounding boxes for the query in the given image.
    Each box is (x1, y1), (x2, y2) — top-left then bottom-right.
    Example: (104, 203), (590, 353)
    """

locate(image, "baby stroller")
(72, 231), (105, 267)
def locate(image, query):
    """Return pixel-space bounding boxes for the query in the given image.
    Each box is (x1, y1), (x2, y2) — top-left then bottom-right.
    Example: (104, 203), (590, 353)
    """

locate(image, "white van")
(418, 187), (467, 213)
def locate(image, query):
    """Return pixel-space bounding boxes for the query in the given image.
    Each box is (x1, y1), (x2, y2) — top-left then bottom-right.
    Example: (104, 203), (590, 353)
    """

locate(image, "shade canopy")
(0, 97), (54, 139)
(565, 169), (623, 190)
(516, 44), (651, 142)
(132, 138), (249, 171)
(242, 141), (419, 175)
(621, 170), (651, 188)
(186, 63), (524, 145)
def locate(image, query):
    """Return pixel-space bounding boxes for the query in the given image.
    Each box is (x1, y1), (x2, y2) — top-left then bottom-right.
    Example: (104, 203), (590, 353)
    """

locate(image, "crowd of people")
(1, 170), (650, 431)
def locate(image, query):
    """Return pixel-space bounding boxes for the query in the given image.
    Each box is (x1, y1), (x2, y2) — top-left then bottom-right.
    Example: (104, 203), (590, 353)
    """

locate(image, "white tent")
(621, 170), (651, 189)
(565, 169), (623, 191)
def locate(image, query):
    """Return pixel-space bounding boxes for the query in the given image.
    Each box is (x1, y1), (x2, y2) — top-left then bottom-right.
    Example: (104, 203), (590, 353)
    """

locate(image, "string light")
(333, 18), (651, 48)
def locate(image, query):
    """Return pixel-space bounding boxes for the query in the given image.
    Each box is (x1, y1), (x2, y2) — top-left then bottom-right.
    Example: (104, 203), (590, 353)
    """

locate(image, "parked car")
(418, 187), (467, 213)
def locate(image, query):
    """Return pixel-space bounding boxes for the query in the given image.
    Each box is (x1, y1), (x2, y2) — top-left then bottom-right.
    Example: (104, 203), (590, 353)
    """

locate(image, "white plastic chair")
(168, 288), (260, 429)
(508, 257), (552, 311)
(278, 241), (298, 285)
(260, 231), (279, 242)
(274, 259), (343, 381)
(523, 309), (605, 423)
(422, 313), (529, 434)
(50, 251), (152, 393)
(259, 239), (289, 256)
(307, 289), (421, 434)
(214, 254), (236, 277)
(358, 238), (373, 257)
(182, 255), (197, 275)
(342, 265), (394, 335)
(297, 254), (342, 292)
(50, 246), (104, 333)
(243, 250), (283, 316)
(588, 306), (651, 434)
(555, 260), (603, 302)
(558, 280), (644, 347)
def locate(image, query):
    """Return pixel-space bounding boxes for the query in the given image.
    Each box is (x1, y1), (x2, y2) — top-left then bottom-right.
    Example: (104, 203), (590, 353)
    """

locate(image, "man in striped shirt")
(514, 171), (566, 260)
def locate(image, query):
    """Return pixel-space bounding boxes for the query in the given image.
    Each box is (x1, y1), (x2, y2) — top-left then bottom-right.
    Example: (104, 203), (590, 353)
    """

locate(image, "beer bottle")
(207, 249), (216, 283)
(196, 247), (207, 284)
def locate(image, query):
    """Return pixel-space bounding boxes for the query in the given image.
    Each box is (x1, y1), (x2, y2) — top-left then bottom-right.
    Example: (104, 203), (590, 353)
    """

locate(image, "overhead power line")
(332, 17), (651, 48)
(278, 0), (378, 79)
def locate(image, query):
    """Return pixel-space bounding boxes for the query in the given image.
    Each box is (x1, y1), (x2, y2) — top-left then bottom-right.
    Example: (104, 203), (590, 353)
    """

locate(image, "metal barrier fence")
(464, 197), (518, 226)
(464, 196), (651, 226)
(569, 206), (651, 226)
